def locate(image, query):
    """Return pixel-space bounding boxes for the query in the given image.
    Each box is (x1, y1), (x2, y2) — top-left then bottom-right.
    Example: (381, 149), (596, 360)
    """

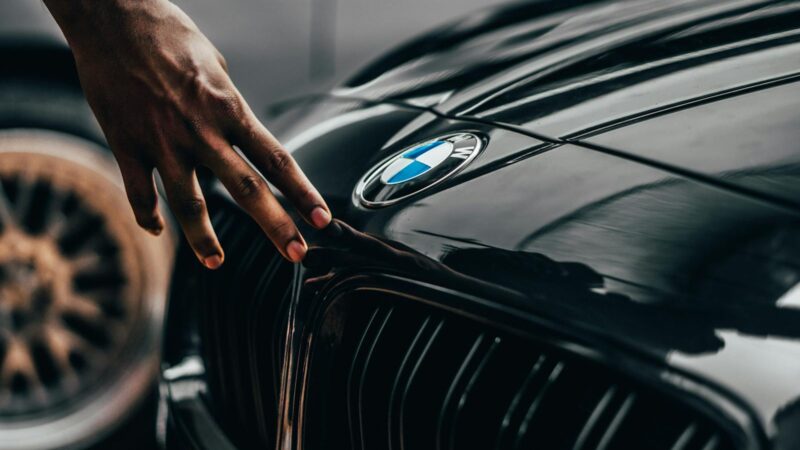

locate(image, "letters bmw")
(356, 133), (483, 207)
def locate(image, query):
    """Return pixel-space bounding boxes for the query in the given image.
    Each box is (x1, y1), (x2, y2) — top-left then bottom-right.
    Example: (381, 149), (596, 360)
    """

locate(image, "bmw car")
(161, 1), (800, 449)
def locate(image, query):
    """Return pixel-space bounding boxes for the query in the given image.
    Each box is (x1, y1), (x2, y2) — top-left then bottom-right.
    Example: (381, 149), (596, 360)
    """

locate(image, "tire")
(0, 79), (174, 449)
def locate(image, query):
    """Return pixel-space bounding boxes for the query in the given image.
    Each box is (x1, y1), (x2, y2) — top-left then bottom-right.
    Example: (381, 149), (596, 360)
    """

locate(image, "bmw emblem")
(355, 132), (484, 207)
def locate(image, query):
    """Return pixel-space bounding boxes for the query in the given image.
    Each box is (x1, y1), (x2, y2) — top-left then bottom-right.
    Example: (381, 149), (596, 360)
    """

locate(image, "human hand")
(43, 0), (331, 268)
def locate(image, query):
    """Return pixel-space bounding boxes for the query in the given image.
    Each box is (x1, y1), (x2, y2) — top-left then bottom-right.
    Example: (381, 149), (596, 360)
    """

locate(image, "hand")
(43, 0), (331, 268)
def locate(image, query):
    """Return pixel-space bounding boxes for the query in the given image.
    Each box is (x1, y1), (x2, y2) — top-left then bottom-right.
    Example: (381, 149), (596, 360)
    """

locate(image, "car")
(160, 0), (800, 449)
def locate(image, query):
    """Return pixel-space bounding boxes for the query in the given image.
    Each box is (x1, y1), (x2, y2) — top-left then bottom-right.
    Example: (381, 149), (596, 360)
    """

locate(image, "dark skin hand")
(43, 0), (331, 268)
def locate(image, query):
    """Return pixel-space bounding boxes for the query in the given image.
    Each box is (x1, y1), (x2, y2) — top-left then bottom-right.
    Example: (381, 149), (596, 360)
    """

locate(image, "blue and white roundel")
(379, 140), (455, 185)
(355, 132), (484, 207)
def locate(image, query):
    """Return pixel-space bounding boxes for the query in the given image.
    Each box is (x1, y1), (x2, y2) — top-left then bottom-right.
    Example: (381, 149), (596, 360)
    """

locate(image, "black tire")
(0, 78), (102, 144)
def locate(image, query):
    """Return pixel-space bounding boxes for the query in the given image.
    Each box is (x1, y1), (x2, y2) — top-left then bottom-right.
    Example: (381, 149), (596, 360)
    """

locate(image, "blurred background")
(0, 0), (507, 449)
(1, 0), (511, 106)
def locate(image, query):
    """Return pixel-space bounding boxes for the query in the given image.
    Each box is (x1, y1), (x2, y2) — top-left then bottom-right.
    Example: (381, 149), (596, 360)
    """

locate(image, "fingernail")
(310, 207), (331, 229)
(203, 254), (223, 269)
(286, 240), (306, 262)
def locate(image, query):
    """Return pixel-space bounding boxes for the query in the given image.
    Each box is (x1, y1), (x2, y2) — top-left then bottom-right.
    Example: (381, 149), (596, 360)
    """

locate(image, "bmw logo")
(355, 132), (484, 207)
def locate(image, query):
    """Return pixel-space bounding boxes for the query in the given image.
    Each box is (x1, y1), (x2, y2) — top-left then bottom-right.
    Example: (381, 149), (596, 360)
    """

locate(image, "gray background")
(0, 0), (508, 106)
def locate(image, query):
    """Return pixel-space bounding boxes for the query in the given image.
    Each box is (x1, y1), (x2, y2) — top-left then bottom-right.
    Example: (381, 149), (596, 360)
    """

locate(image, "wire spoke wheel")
(0, 130), (172, 449)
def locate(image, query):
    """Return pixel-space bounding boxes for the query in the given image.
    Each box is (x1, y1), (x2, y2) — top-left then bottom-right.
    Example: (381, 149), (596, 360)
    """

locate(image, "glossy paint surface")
(265, 92), (800, 448)
(339, 0), (800, 135)
(585, 80), (800, 210)
(162, 1), (800, 449)
(0, 0), (509, 105)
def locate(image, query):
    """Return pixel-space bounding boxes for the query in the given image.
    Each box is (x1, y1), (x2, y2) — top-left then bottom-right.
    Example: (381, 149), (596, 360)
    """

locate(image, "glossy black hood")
(178, 1), (800, 448)
(332, 0), (800, 211)
(337, 0), (800, 131)
(268, 94), (800, 449)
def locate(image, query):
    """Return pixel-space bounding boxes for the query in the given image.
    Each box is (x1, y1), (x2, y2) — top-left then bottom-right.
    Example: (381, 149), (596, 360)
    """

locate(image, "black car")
(160, 1), (800, 449)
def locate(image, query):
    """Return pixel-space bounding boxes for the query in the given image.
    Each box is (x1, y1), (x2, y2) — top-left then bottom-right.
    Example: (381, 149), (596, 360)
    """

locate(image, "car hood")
(336, 0), (800, 132)
(266, 0), (800, 445)
(269, 88), (800, 447)
(329, 0), (800, 229)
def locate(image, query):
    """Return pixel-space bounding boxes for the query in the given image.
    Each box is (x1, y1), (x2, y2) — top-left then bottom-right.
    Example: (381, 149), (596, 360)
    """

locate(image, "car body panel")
(583, 79), (800, 210)
(166, 98), (800, 444)
(265, 96), (800, 446)
(337, 0), (800, 135)
(151, 0), (800, 449)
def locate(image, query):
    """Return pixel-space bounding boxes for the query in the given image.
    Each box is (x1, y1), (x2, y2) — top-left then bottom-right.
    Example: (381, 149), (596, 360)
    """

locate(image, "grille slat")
(596, 392), (637, 450)
(305, 293), (737, 450)
(447, 336), (504, 450)
(244, 248), (285, 446)
(511, 360), (565, 450)
(454, 338), (542, 450)
(573, 386), (618, 450)
(670, 423), (698, 450)
(396, 320), (482, 450)
(227, 238), (271, 432)
(359, 307), (427, 450)
(702, 435), (721, 450)
(388, 318), (443, 450)
(269, 285), (292, 405)
(493, 354), (548, 450)
(347, 307), (393, 450)
(345, 307), (381, 450)
(436, 333), (495, 450)
(187, 199), (292, 450)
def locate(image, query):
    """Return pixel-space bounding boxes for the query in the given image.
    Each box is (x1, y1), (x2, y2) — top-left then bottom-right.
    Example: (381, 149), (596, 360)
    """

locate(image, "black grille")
(194, 197), (293, 449)
(304, 291), (736, 450)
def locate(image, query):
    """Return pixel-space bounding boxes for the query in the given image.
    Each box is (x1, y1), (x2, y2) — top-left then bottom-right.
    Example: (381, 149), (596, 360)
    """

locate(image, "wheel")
(0, 79), (174, 449)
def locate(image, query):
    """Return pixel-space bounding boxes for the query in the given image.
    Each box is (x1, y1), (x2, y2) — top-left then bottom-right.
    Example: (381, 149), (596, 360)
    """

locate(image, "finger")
(117, 157), (165, 235)
(158, 161), (224, 269)
(202, 142), (308, 263)
(231, 109), (331, 229)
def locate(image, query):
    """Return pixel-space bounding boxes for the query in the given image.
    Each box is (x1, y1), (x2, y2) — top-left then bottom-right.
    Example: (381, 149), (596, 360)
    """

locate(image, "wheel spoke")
(12, 175), (33, 227)
(0, 338), (39, 388)
(0, 139), (162, 421)
(43, 190), (67, 237)
(49, 322), (105, 369)
(0, 179), (16, 229)
(60, 295), (105, 323)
